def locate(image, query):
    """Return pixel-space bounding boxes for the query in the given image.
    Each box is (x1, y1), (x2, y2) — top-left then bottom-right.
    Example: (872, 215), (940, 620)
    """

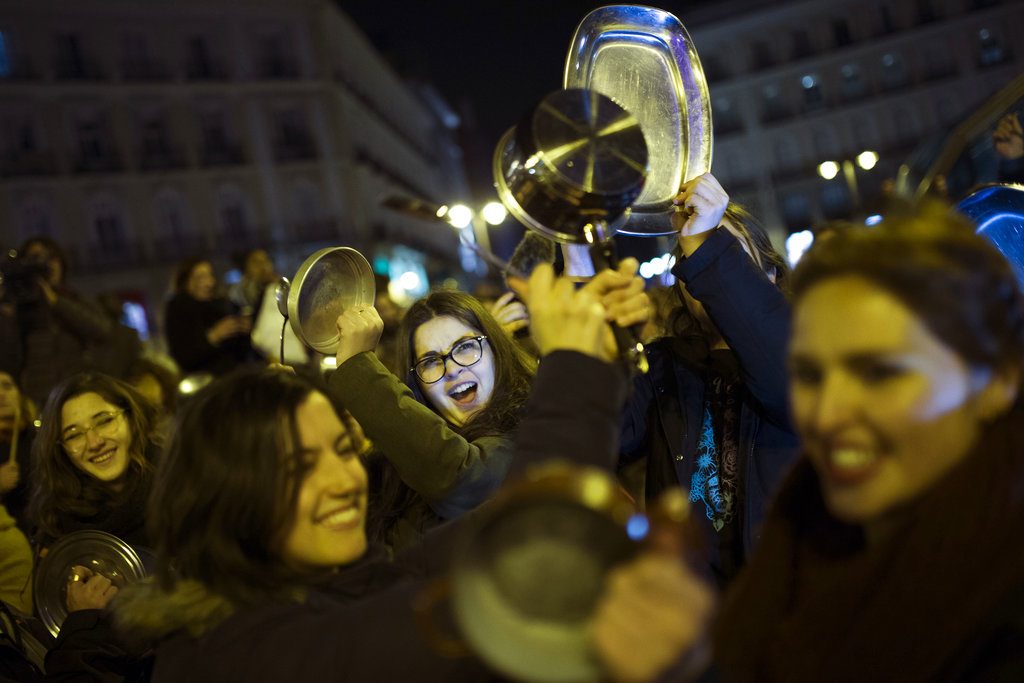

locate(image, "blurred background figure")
(165, 257), (259, 377)
(228, 248), (277, 315)
(249, 277), (311, 369)
(371, 274), (405, 375)
(0, 237), (129, 409)
(489, 231), (556, 359)
(125, 356), (180, 434)
(0, 368), (35, 532)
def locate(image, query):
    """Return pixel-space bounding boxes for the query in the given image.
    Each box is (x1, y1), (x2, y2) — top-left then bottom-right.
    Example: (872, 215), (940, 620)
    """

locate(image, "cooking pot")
(494, 88), (648, 244)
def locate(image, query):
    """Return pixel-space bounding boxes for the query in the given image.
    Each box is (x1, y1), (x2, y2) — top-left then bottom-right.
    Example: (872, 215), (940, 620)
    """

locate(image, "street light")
(818, 150), (880, 216)
(817, 161), (840, 180)
(856, 150), (879, 171)
(446, 204), (474, 229)
(481, 201), (508, 226)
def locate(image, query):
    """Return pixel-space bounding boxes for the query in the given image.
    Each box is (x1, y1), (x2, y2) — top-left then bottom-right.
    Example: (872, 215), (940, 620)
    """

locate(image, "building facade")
(0, 0), (469, 335)
(685, 0), (1023, 234)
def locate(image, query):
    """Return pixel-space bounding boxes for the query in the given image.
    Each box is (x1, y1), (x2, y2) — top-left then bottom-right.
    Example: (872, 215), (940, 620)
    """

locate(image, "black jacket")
(620, 228), (799, 582)
(164, 294), (255, 376)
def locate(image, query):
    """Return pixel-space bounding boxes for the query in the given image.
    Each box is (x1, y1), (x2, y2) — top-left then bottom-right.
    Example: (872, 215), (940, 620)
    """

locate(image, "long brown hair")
(29, 373), (161, 541)
(395, 290), (536, 441)
(147, 369), (364, 605)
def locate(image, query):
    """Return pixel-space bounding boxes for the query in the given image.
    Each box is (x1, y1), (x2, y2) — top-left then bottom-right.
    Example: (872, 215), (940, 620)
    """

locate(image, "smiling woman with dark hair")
(29, 372), (161, 551)
(113, 368), (495, 682)
(329, 290), (536, 552)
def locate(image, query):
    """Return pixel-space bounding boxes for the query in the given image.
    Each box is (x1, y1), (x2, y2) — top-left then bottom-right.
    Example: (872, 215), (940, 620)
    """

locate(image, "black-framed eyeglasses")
(412, 336), (488, 384)
(60, 410), (125, 455)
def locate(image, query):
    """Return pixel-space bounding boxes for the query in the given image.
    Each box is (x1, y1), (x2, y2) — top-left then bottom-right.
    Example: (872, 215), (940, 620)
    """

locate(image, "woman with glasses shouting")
(331, 290), (536, 552)
(29, 373), (161, 556)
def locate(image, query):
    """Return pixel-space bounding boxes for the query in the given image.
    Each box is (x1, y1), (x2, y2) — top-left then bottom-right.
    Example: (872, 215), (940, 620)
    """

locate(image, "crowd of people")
(0, 164), (1021, 682)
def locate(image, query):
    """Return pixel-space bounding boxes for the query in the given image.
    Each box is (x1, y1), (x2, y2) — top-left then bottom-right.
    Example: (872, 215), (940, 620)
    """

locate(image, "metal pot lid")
(451, 463), (641, 682)
(34, 530), (147, 638)
(565, 4), (713, 236)
(286, 247), (375, 355)
(495, 88), (648, 243)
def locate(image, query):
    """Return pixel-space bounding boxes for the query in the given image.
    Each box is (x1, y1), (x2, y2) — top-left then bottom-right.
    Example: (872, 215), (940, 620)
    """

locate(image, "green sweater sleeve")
(327, 352), (514, 518)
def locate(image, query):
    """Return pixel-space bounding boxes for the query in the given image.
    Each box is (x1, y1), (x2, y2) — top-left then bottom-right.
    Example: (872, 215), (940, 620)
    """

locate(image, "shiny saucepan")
(273, 247), (375, 357)
(494, 88), (648, 244)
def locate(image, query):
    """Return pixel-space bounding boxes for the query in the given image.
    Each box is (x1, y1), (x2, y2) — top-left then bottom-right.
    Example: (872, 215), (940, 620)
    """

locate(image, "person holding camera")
(0, 237), (123, 409)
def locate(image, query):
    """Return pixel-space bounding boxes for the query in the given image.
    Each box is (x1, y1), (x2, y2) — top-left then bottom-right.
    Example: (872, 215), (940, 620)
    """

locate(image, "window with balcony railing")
(802, 74), (826, 113)
(274, 110), (316, 162)
(56, 33), (101, 80)
(139, 117), (184, 171)
(781, 192), (812, 231)
(791, 30), (813, 60)
(121, 33), (168, 81)
(75, 118), (121, 173)
(879, 5), (897, 35)
(840, 63), (868, 101)
(916, 0), (937, 24)
(258, 34), (299, 79)
(880, 52), (910, 91)
(701, 55), (729, 83)
(761, 84), (792, 123)
(714, 97), (744, 136)
(200, 112), (244, 166)
(750, 41), (777, 71)
(186, 36), (226, 80)
(833, 19), (852, 47)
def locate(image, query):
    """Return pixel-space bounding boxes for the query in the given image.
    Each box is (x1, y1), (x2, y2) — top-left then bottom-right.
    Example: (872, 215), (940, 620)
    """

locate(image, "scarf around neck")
(713, 402), (1024, 682)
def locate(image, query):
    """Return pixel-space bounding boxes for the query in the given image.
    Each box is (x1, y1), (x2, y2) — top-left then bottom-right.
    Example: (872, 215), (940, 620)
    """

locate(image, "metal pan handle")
(583, 222), (649, 374)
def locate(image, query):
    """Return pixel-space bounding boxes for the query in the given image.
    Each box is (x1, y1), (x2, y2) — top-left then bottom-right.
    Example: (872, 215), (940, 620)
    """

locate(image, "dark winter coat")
(164, 294), (256, 376)
(5, 287), (122, 408)
(620, 228), (799, 583)
(715, 398), (1024, 682)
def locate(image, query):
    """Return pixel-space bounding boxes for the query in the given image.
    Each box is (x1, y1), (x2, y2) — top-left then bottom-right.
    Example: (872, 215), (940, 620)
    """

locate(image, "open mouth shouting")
(448, 380), (479, 405)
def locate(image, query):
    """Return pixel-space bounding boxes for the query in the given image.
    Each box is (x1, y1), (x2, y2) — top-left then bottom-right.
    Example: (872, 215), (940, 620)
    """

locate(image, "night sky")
(341, 1), (718, 196)
(342, 0), (723, 261)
